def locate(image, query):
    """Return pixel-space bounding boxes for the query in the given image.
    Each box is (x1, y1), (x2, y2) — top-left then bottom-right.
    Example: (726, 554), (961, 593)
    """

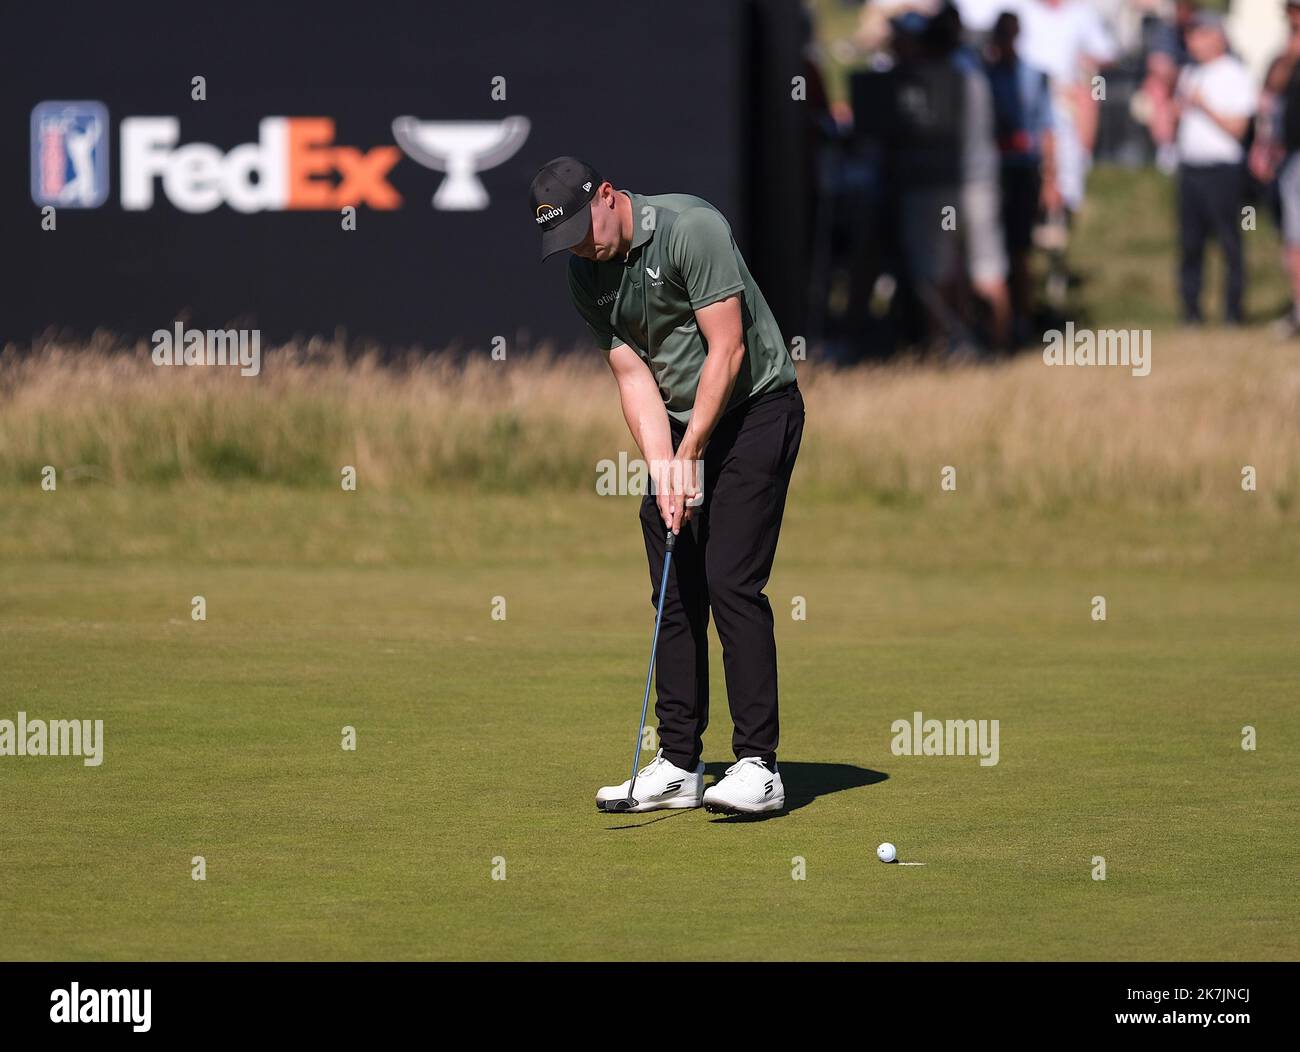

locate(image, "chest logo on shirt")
(645, 266), (664, 287)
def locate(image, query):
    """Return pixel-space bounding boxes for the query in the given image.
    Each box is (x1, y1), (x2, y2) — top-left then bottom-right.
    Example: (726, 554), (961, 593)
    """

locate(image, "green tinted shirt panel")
(566, 260), (623, 352)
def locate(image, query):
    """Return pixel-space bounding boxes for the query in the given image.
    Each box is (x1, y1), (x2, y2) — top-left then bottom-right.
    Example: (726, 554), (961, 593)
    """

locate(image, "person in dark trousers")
(1172, 12), (1257, 325)
(985, 10), (1058, 344)
(1250, 0), (1300, 336)
(530, 157), (804, 815)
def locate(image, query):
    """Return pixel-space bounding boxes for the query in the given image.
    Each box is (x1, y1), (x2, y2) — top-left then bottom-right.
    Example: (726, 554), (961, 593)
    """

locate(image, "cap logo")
(582, 181), (592, 192)
(535, 203), (564, 225)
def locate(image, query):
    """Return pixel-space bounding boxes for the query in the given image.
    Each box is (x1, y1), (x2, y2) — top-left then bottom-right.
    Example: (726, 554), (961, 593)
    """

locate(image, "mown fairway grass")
(1, 484), (1297, 960)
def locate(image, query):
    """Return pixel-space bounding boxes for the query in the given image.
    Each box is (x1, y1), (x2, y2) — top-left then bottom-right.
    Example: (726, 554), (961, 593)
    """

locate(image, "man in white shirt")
(1014, 1), (1118, 206)
(1173, 12), (1257, 324)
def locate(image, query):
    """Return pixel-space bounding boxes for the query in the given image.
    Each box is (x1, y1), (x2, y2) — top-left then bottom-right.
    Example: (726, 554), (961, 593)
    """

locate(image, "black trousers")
(1177, 162), (1245, 324)
(639, 383), (805, 771)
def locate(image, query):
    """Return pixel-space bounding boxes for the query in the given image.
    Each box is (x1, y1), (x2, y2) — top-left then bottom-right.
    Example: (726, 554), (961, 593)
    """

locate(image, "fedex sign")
(121, 117), (401, 212)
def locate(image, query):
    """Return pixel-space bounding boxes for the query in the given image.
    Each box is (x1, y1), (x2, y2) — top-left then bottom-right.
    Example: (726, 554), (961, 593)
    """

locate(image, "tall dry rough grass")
(1, 331), (1297, 512)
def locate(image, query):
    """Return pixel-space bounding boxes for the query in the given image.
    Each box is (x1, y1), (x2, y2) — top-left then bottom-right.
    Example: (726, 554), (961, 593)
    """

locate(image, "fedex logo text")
(121, 117), (401, 212)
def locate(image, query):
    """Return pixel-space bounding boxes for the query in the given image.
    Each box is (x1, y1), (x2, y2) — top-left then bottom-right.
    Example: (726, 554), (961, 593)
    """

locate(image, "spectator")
(935, 4), (1014, 349)
(986, 10), (1058, 339)
(888, 12), (966, 348)
(1173, 11), (1257, 325)
(1010, 1), (1117, 307)
(1251, 0), (1300, 335)
(885, 7), (1012, 353)
(1140, 0), (1199, 174)
(1015, 0), (1118, 213)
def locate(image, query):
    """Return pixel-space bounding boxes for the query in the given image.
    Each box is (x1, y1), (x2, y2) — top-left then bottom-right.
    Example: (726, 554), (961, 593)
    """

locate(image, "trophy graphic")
(391, 115), (531, 210)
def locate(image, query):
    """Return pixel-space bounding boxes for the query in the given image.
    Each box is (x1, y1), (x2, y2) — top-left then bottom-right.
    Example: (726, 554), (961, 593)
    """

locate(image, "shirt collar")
(622, 190), (655, 252)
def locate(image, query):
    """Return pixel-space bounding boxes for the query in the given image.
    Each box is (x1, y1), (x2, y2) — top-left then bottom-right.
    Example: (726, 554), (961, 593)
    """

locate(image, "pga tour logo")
(30, 100), (109, 208)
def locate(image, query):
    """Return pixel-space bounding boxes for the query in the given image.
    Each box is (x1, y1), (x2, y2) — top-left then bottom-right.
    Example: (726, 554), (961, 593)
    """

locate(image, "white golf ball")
(876, 842), (897, 863)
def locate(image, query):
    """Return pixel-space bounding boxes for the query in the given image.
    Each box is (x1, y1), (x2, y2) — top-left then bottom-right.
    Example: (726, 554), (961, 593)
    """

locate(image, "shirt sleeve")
(666, 207), (746, 311)
(566, 260), (622, 351)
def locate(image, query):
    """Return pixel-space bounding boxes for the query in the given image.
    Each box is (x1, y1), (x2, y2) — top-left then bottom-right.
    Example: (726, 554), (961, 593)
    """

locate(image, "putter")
(602, 527), (676, 814)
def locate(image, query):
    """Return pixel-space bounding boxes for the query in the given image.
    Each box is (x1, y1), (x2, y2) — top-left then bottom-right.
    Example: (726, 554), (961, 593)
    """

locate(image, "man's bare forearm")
(619, 374), (673, 465)
(1205, 107), (1249, 142)
(678, 342), (744, 459)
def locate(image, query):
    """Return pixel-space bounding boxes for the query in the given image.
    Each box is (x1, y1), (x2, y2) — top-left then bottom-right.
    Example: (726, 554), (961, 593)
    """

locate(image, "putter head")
(601, 797), (637, 814)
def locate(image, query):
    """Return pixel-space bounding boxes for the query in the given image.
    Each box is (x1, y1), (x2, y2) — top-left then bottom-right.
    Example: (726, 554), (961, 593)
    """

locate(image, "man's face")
(1187, 25), (1224, 63)
(570, 184), (622, 261)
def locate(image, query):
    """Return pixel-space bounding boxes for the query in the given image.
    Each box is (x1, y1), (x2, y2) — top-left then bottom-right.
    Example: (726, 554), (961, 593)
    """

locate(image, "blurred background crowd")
(804, 0), (1300, 359)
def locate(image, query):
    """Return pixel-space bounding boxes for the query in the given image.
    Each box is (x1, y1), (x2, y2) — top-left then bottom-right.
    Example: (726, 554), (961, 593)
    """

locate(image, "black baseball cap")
(530, 156), (601, 261)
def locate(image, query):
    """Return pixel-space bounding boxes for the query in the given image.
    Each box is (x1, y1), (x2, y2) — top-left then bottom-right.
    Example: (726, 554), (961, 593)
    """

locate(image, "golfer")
(530, 157), (804, 814)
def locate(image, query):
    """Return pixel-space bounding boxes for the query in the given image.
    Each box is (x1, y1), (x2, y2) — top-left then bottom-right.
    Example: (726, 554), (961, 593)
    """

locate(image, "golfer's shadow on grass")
(702, 761), (887, 824)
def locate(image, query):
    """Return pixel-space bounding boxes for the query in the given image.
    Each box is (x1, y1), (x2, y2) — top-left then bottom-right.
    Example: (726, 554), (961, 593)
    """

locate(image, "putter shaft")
(623, 528), (676, 806)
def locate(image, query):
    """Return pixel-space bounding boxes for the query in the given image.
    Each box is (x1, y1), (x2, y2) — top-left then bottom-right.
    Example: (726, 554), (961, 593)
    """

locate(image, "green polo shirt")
(567, 191), (796, 425)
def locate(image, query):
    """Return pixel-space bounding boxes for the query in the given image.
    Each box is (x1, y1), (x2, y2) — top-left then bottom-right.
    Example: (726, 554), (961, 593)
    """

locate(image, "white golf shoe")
(703, 757), (785, 814)
(596, 750), (704, 813)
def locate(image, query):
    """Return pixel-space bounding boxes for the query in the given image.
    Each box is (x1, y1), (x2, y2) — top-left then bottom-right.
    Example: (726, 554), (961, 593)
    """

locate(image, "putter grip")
(666, 529), (676, 552)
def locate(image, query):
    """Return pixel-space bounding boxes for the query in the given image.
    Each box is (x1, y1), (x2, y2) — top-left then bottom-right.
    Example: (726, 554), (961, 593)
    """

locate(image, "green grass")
(1, 485), (1297, 960)
(1072, 167), (1291, 327)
